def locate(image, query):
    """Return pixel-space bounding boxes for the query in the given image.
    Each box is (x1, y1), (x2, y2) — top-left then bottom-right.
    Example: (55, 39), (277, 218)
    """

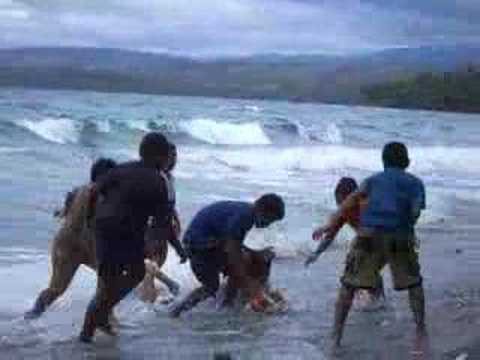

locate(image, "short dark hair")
(382, 142), (410, 169)
(335, 177), (358, 199)
(139, 132), (170, 161)
(255, 193), (285, 220)
(90, 158), (116, 182)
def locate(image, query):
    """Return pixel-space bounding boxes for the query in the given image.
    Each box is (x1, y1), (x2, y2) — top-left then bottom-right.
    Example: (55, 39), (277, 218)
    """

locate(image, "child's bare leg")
(170, 286), (212, 318)
(155, 271), (180, 296)
(222, 278), (238, 307)
(108, 310), (119, 326)
(25, 252), (80, 319)
(332, 284), (355, 347)
(408, 284), (426, 334)
(138, 273), (160, 303)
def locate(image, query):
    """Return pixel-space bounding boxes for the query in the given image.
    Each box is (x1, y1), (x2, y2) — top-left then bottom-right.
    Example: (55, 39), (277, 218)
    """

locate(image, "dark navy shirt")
(360, 167), (426, 232)
(183, 201), (255, 250)
(94, 160), (171, 264)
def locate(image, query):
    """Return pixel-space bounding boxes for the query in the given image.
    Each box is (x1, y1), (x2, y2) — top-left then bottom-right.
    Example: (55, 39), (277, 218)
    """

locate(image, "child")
(223, 246), (287, 313)
(170, 194), (285, 317)
(306, 177), (385, 303)
(53, 158), (117, 219)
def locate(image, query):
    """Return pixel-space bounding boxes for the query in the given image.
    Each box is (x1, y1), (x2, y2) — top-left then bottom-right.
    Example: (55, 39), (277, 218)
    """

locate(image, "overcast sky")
(0, 0), (479, 56)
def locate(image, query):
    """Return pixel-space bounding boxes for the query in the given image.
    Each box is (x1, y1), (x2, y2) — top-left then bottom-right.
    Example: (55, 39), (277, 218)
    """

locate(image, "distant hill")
(363, 66), (480, 113)
(1, 46), (479, 108)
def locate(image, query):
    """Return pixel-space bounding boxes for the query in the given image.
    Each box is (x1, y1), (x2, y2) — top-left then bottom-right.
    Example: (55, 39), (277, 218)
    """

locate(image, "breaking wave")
(18, 117), (79, 144)
(179, 118), (272, 145)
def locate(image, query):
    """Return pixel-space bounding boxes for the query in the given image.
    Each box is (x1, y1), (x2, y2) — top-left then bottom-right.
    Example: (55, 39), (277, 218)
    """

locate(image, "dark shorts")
(189, 248), (227, 296)
(341, 232), (422, 291)
(95, 217), (144, 264)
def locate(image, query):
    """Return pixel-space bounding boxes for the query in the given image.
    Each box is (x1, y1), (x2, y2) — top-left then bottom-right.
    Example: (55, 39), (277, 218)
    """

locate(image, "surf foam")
(19, 118), (79, 144)
(125, 119), (152, 132)
(181, 145), (480, 178)
(180, 118), (271, 145)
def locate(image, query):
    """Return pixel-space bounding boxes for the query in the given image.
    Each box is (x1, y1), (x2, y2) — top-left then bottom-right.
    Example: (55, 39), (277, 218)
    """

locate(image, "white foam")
(180, 118), (271, 145)
(244, 105), (261, 113)
(181, 145), (480, 179)
(19, 117), (79, 144)
(95, 119), (111, 133)
(322, 123), (343, 144)
(126, 119), (151, 132)
(176, 144), (480, 228)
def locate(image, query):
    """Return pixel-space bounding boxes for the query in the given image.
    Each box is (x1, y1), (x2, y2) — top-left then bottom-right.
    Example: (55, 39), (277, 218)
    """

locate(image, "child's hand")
(312, 226), (327, 241)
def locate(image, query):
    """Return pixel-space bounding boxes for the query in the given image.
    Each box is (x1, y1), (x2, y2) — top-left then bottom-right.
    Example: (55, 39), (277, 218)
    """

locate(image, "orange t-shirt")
(329, 197), (368, 237)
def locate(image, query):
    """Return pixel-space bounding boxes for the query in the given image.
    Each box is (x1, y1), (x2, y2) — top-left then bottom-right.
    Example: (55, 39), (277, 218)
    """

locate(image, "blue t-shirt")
(183, 201), (255, 250)
(360, 167), (426, 231)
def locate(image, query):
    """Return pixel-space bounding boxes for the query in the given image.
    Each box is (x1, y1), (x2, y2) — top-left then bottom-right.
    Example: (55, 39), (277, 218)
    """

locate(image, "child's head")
(90, 158), (117, 182)
(382, 142), (410, 169)
(244, 246), (276, 286)
(335, 177), (358, 205)
(139, 132), (171, 170)
(253, 193), (285, 228)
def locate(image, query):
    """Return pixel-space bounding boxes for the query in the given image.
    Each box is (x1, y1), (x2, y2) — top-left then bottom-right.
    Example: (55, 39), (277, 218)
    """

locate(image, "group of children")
(25, 131), (427, 349)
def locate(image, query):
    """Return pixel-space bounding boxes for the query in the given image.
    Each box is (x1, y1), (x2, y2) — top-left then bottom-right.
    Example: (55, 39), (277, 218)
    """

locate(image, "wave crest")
(19, 117), (79, 144)
(180, 118), (271, 145)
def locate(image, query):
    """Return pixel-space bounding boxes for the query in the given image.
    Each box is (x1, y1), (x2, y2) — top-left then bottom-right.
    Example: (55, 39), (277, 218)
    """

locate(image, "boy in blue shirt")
(170, 194), (285, 317)
(320, 142), (426, 347)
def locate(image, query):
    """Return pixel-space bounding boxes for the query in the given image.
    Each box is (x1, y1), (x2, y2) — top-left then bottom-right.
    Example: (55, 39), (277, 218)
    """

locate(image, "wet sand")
(2, 201), (480, 360)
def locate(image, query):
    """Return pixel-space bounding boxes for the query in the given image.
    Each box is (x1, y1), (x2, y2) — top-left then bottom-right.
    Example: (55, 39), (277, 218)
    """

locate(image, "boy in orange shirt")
(305, 177), (385, 302)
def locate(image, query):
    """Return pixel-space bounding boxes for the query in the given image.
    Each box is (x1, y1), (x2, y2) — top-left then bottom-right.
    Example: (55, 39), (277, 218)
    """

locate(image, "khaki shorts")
(341, 231), (422, 291)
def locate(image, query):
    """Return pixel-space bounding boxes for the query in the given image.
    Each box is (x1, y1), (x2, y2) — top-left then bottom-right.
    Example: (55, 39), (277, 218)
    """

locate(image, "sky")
(0, 0), (479, 56)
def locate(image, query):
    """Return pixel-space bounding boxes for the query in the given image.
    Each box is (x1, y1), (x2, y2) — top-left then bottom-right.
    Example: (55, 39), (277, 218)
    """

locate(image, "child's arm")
(167, 209), (188, 263)
(136, 259), (156, 303)
(306, 192), (365, 267)
(167, 230), (188, 263)
(312, 193), (362, 241)
(172, 209), (181, 236)
(328, 191), (366, 233)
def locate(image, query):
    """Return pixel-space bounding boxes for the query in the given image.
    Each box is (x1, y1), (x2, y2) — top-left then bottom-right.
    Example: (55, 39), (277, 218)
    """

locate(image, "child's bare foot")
(411, 327), (430, 359)
(330, 327), (343, 349)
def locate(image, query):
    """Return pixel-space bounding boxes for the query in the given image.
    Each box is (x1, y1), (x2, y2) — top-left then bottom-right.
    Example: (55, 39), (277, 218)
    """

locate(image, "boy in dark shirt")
(80, 132), (187, 342)
(170, 194), (285, 317)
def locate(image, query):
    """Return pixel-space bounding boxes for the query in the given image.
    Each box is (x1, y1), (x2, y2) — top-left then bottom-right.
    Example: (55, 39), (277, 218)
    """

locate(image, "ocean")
(1, 88), (480, 359)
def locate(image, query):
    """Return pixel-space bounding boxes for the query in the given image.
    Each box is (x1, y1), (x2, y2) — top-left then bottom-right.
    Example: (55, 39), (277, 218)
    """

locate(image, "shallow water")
(1, 89), (480, 359)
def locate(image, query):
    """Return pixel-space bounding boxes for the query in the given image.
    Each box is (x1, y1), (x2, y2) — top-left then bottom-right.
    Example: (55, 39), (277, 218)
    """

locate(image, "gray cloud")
(0, 0), (479, 55)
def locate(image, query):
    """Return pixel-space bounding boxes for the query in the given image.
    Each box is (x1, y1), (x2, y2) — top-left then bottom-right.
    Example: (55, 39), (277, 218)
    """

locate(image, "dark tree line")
(363, 65), (480, 113)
